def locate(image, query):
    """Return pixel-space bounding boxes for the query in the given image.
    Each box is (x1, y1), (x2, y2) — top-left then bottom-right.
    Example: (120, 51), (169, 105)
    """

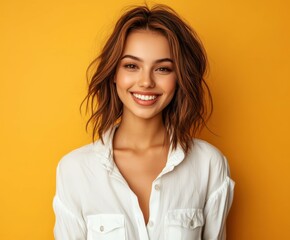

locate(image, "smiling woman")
(115, 30), (176, 120)
(53, 4), (234, 240)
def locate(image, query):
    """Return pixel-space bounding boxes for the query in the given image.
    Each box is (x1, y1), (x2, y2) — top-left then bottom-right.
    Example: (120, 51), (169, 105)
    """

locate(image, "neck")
(114, 113), (168, 150)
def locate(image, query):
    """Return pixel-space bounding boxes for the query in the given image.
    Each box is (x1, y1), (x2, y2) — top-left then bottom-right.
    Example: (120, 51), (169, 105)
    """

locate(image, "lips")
(130, 92), (160, 106)
(132, 93), (157, 101)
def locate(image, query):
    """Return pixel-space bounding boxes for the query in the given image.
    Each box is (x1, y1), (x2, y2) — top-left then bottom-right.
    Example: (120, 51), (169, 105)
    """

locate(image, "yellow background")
(1, 0), (289, 239)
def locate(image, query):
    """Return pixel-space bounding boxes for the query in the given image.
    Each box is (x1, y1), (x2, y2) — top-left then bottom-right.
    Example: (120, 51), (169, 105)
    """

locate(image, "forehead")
(122, 30), (172, 59)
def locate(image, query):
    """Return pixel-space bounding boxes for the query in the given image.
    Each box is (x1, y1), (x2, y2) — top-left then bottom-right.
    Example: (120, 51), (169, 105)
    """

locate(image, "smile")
(130, 92), (160, 106)
(132, 93), (158, 101)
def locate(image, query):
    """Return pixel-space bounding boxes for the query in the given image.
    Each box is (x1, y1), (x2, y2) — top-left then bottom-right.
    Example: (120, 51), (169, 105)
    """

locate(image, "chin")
(130, 109), (162, 120)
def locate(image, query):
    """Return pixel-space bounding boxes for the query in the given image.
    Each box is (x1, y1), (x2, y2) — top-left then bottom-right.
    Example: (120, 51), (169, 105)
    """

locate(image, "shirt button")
(154, 184), (160, 191)
(100, 225), (104, 232)
(148, 220), (154, 227)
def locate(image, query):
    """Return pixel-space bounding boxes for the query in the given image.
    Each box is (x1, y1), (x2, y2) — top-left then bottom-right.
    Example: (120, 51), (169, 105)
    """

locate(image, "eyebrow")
(120, 55), (173, 63)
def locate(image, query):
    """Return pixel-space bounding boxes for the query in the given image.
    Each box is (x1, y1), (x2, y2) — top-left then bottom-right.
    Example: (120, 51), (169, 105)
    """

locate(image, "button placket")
(147, 180), (162, 236)
(154, 184), (160, 191)
(129, 190), (149, 240)
(148, 220), (154, 227)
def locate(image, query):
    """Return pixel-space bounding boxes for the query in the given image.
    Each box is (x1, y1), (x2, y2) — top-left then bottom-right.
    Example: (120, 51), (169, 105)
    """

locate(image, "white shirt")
(53, 127), (235, 240)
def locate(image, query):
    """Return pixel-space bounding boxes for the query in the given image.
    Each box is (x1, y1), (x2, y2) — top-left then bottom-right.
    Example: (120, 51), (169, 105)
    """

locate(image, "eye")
(156, 67), (172, 73)
(124, 64), (138, 70)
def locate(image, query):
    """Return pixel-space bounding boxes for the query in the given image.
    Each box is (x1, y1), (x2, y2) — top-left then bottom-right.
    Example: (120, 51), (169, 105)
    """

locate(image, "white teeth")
(133, 93), (157, 101)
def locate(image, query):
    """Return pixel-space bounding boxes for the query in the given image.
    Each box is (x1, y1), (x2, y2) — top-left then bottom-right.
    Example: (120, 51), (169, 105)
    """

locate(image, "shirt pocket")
(87, 214), (126, 240)
(165, 208), (204, 240)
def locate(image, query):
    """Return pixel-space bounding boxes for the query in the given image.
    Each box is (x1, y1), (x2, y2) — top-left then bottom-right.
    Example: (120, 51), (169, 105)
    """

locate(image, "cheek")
(162, 77), (177, 94)
(115, 71), (134, 89)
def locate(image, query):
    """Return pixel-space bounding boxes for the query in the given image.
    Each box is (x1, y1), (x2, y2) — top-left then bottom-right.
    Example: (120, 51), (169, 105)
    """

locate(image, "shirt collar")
(94, 125), (186, 171)
(166, 144), (185, 167)
(92, 125), (117, 172)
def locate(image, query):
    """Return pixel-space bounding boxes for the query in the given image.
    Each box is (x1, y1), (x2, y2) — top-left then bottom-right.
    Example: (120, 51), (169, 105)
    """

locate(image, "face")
(115, 30), (177, 121)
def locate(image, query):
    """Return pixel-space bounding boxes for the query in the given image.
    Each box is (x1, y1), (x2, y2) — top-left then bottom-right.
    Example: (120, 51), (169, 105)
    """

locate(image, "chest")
(84, 151), (207, 240)
(113, 148), (168, 223)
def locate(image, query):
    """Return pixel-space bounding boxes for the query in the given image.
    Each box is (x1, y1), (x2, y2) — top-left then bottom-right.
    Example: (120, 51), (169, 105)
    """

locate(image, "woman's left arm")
(203, 156), (235, 240)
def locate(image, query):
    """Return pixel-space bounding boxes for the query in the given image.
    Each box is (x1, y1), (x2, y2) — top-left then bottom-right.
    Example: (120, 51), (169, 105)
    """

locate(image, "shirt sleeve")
(203, 157), (235, 240)
(53, 163), (86, 240)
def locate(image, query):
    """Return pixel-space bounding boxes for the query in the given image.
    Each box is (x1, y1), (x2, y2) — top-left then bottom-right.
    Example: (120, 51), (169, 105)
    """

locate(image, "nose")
(137, 70), (155, 88)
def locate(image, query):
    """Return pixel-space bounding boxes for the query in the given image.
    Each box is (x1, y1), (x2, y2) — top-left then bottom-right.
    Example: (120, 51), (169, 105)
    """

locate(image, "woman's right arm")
(53, 163), (86, 240)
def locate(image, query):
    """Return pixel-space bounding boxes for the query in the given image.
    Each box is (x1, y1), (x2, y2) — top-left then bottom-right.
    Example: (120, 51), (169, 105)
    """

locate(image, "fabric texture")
(53, 127), (235, 240)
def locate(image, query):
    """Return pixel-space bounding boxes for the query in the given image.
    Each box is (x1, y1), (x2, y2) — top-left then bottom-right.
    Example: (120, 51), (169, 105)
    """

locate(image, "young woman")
(53, 4), (234, 240)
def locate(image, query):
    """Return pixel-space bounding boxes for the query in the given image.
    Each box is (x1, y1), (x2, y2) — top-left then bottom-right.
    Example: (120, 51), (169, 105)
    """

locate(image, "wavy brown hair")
(83, 4), (212, 154)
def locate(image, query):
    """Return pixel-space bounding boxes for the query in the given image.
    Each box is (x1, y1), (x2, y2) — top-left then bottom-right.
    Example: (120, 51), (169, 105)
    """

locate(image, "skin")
(113, 29), (177, 224)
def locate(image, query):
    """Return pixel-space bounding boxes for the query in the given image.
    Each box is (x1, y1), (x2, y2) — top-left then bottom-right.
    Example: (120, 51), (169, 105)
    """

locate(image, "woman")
(53, 4), (234, 240)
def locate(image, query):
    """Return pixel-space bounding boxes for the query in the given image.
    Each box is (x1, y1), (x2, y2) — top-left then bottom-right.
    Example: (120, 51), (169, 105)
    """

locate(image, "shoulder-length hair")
(83, 4), (212, 154)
